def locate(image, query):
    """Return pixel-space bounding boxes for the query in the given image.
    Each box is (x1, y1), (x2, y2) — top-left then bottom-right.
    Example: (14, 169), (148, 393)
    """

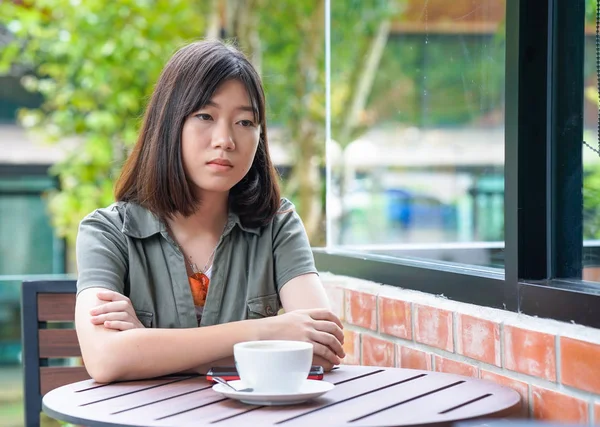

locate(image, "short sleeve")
(75, 207), (128, 296)
(272, 198), (318, 291)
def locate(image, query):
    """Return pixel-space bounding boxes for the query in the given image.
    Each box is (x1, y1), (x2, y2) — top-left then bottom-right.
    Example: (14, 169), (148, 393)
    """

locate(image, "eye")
(195, 113), (212, 121)
(238, 120), (255, 127)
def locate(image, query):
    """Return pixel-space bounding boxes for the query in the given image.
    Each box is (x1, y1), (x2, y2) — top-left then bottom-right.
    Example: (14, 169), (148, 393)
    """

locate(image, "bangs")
(186, 59), (265, 126)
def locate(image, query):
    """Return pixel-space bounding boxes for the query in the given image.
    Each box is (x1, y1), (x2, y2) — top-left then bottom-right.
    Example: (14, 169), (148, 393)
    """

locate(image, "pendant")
(189, 272), (210, 306)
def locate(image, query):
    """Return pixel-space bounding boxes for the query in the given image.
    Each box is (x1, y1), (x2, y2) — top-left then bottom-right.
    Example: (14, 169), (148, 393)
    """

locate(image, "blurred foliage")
(584, 85), (600, 240)
(368, 34), (505, 127)
(586, 0), (598, 24)
(584, 0), (600, 240)
(0, 0), (206, 247)
(584, 165), (600, 239)
(260, 0), (401, 241)
(0, 0), (401, 249)
(0, 1), (551, 245)
(329, 0), (402, 142)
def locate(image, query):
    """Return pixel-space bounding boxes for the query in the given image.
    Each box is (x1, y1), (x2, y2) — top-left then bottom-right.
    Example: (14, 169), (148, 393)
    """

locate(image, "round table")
(42, 365), (521, 427)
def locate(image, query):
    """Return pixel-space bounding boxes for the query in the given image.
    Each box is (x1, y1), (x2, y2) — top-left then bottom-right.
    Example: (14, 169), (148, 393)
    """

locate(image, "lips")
(207, 158), (233, 167)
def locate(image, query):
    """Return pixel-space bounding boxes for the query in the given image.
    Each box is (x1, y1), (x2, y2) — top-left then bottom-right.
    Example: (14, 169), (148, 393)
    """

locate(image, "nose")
(211, 121), (235, 151)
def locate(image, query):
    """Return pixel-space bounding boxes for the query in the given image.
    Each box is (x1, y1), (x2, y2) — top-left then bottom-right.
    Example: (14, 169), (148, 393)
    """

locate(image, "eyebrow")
(205, 101), (256, 113)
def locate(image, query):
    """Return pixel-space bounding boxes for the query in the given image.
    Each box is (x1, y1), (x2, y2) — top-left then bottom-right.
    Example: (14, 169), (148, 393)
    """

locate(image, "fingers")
(312, 343), (341, 366)
(310, 330), (345, 359)
(313, 320), (344, 345)
(90, 301), (129, 316)
(90, 312), (130, 325)
(96, 290), (129, 302)
(102, 320), (137, 331)
(305, 309), (343, 329)
(312, 355), (335, 372)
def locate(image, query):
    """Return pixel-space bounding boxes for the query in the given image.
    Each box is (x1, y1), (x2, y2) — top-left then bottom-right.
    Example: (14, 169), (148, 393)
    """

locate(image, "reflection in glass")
(583, 0), (600, 281)
(327, 0), (506, 268)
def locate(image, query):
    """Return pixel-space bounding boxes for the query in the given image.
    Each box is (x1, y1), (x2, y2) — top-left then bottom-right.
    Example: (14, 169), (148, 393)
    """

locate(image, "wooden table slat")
(169, 369), (429, 426)
(78, 377), (210, 415)
(314, 365), (383, 383)
(211, 370), (452, 427)
(42, 365), (522, 427)
(350, 377), (520, 426)
(70, 366), (385, 426)
(44, 376), (193, 408)
(435, 381), (520, 421)
(53, 381), (224, 426)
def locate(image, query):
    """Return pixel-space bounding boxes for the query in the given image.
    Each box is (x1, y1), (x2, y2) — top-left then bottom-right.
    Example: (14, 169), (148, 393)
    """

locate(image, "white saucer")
(212, 379), (335, 406)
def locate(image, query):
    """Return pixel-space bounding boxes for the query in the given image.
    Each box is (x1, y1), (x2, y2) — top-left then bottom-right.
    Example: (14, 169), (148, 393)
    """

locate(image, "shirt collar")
(224, 210), (262, 236)
(121, 202), (261, 238)
(121, 203), (165, 238)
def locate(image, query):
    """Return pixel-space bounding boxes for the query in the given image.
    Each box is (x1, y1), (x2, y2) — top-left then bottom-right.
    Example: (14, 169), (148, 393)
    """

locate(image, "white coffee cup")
(233, 340), (313, 394)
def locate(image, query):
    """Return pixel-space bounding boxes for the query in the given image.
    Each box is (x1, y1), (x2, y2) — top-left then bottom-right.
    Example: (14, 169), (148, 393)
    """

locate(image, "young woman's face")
(181, 79), (260, 196)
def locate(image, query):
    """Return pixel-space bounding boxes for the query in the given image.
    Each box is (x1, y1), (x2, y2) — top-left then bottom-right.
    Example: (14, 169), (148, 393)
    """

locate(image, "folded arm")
(76, 284), (344, 382)
(76, 287), (261, 383)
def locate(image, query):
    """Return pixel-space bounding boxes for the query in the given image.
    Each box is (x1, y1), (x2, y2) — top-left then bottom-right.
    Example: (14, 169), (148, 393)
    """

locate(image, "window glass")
(327, 0), (506, 268)
(583, 0), (600, 281)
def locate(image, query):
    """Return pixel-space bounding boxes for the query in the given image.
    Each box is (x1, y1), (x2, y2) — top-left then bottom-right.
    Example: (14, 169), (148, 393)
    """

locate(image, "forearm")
(84, 319), (262, 382)
(279, 274), (331, 312)
(193, 355), (236, 375)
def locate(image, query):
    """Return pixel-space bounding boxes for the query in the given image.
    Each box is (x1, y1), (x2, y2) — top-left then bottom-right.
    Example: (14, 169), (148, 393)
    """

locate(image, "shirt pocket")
(135, 310), (154, 328)
(246, 293), (280, 319)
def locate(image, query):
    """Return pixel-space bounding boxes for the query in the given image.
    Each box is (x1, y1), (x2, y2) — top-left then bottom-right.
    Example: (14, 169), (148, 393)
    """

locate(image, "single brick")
(342, 329), (361, 365)
(480, 370), (529, 417)
(345, 289), (377, 330)
(378, 296), (412, 340)
(414, 304), (453, 352)
(434, 355), (478, 377)
(532, 385), (588, 423)
(560, 336), (600, 393)
(362, 334), (395, 367)
(396, 345), (433, 371)
(456, 314), (500, 366)
(503, 325), (556, 381)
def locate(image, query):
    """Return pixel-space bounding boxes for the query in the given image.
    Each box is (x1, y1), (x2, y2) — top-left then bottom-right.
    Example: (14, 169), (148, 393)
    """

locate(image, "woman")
(75, 40), (345, 383)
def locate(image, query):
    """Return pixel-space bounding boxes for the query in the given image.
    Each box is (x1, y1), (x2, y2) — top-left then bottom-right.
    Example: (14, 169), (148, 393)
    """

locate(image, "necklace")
(167, 225), (222, 307)
(184, 244), (217, 307)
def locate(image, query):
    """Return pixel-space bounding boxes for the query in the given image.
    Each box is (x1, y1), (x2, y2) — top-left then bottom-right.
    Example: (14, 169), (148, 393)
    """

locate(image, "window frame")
(315, 0), (600, 329)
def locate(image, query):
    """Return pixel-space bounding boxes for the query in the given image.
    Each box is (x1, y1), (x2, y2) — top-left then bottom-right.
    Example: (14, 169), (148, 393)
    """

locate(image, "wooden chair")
(21, 279), (90, 427)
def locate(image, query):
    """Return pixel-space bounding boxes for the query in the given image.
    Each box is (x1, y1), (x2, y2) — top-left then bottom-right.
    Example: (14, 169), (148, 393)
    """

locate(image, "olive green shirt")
(75, 198), (317, 328)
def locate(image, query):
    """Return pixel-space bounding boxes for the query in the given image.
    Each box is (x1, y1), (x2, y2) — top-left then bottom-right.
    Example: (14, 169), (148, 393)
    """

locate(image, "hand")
(89, 290), (145, 331)
(313, 355), (337, 372)
(259, 308), (345, 366)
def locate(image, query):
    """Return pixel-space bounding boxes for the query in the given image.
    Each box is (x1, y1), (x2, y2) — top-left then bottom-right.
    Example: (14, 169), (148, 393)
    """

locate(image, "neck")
(168, 191), (229, 238)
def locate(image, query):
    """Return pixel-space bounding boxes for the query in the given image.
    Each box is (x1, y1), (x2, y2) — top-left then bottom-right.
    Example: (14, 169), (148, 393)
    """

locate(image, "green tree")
(2, 0), (403, 252)
(0, 0), (206, 265)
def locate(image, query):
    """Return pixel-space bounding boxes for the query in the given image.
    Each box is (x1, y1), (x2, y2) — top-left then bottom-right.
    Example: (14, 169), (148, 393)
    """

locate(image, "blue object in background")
(385, 188), (457, 231)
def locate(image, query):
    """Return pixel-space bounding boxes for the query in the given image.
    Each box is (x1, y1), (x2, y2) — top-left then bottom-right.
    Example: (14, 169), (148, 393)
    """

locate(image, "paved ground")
(0, 366), (23, 427)
(0, 366), (62, 427)
(0, 366), (22, 398)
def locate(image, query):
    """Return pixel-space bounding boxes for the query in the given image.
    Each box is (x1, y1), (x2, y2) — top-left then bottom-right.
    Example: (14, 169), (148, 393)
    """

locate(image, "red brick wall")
(322, 274), (600, 425)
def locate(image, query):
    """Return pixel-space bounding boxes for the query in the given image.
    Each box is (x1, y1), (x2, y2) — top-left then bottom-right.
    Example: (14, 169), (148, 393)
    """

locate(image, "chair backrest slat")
(39, 329), (82, 358)
(37, 293), (76, 321)
(39, 366), (90, 396)
(22, 280), (90, 427)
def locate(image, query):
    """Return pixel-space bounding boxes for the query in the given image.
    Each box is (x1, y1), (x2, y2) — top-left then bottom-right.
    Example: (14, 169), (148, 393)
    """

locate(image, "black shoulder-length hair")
(114, 39), (281, 227)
